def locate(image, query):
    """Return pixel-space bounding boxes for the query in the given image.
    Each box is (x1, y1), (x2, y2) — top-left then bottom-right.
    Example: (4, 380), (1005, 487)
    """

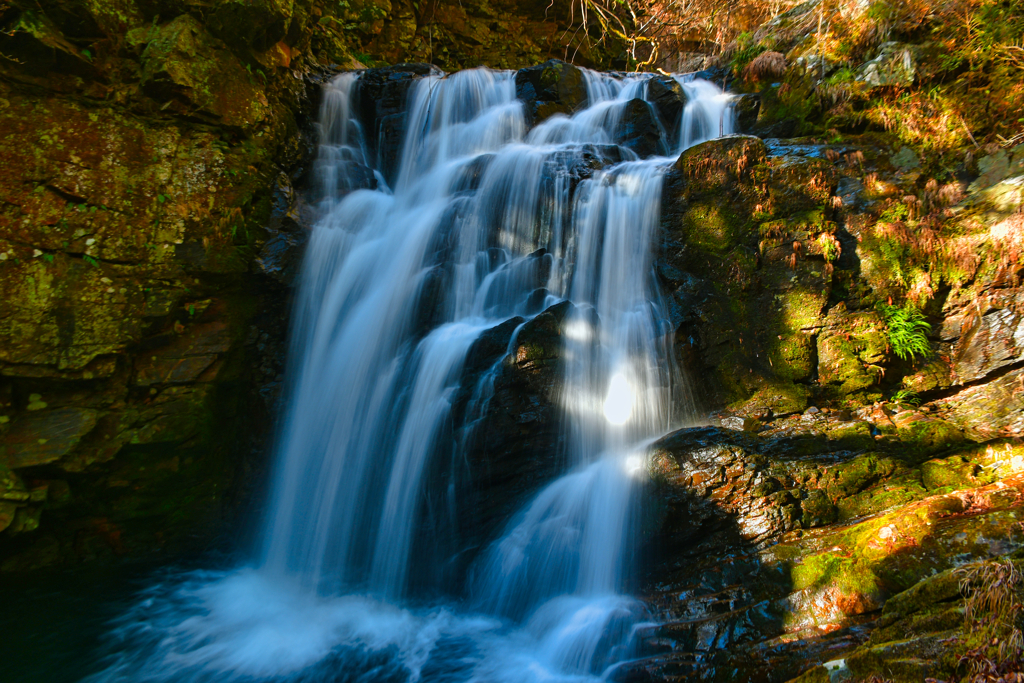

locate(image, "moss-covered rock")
(638, 418), (1024, 683)
(514, 59), (588, 124)
(134, 14), (267, 129)
(816, 304), (887, 401)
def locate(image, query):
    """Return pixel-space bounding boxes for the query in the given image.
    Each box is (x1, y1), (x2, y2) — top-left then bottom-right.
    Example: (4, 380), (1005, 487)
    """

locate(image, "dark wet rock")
(616, 98), (665, 158)
(355, 63), (442, 181)
(691, 66), (731, 88)
(257, 175), (315, 285)
(732, 93), (761, 133)
(376, 112), (408, 184)
(753, 117), (799, 139)
(645, 76), (687, 148)
(451, 301), (574, 551)
(412, 266), (452, 336)
(515, 59), (588, 125)
(463, 316), (525, 376)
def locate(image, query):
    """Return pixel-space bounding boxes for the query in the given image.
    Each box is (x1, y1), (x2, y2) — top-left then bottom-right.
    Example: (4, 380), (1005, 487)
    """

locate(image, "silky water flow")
(87, 67), (735, 683)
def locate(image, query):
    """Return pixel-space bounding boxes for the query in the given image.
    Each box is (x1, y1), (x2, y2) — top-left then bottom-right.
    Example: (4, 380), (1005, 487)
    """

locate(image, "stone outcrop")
(623, 423), (1024, 683)
(644, 105), (1024, 683)
(0, 0), (320, 570)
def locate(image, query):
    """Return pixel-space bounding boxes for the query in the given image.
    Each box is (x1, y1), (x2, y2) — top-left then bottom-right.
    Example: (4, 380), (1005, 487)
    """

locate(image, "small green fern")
(878, 302), (932, 361)
(890, 388), (921, 408)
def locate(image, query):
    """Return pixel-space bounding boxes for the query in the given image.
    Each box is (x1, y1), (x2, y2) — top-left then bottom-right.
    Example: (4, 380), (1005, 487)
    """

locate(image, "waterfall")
(87, 65), (734, 683)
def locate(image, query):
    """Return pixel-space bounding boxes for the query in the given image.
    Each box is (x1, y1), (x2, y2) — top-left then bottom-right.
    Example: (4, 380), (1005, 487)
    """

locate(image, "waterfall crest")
(87, 65), (734, 683)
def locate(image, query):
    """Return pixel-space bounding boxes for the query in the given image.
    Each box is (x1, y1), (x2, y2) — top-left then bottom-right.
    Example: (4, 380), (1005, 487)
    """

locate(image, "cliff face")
(0, 3), (314, 568)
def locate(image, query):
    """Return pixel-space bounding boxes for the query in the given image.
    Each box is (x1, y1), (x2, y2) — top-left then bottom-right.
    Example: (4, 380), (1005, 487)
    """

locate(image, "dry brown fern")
(742, 50), (787, 82)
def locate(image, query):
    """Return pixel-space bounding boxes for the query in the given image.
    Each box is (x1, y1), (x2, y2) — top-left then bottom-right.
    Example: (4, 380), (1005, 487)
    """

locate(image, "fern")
(890, 388), (921, 408)
(878, 302), (931, 361)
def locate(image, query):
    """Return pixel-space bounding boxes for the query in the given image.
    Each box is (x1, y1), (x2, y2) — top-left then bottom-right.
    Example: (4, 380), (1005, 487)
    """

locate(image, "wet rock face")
(645, 76), (686, 148)
(732, 93), (761, 134)
(354, 63), (444, 184)
(449, 301), (573, 549)
(616, 98), (666, 158)
(514, 59), (588, 125)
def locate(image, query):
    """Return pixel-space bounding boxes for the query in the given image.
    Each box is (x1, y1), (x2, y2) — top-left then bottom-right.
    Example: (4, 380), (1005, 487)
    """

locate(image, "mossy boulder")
(515, 59), (588, 125)
(659, 135), (847, 416)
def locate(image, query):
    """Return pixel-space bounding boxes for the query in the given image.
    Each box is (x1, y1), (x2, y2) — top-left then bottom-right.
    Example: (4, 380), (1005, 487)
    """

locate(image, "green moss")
(896, 418), (967, 459)
(679, 201), (747, 254)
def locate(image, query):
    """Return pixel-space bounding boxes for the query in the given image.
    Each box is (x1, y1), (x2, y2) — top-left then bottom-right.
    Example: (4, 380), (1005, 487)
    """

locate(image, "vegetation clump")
(877, 302), (931, 361)
(957, 560), (1024, 683)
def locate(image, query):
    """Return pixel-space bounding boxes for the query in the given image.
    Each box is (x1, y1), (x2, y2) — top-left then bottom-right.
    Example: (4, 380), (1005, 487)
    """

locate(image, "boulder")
(450, 301), (574, 553)
(645, 76), (686, 147)
(515, 59), (588, 125)
(732, 93), (761, 134)
(616, 98), (665, 157)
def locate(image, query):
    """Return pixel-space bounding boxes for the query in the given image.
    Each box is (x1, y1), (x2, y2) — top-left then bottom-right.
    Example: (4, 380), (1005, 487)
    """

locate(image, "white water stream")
(88, 66), (734, 683)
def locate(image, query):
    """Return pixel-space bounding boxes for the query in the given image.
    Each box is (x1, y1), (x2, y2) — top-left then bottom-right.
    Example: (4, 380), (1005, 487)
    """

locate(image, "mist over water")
(86, 66), (734, 683)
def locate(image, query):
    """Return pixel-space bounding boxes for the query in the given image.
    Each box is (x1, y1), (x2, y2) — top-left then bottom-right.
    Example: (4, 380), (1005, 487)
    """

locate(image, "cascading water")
(87, 66), (734, 683)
